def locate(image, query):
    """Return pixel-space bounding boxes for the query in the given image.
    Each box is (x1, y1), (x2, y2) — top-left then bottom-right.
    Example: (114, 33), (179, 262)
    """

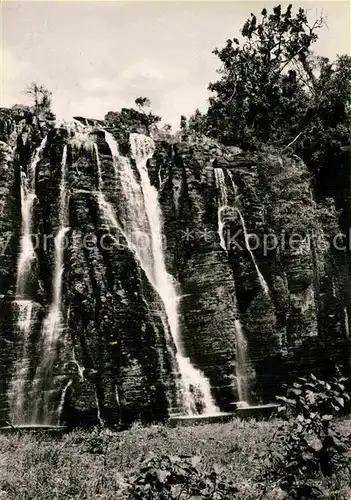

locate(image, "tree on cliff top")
(135, 96), (151, 111)
(105, 97), (161, 136)
(201, 4), (350, 232)
(25, 82), (54, 120)
(205, 4), (326, 148)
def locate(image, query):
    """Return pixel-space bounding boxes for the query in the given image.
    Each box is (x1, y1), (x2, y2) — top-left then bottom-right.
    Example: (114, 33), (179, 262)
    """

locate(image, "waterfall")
(8, 138), (47, 424)
(214, 169), (229, 252)
(8, 300), (34, 423)
(214, 167), (250, 404)
(226, 170), (270, 296)
(345, 307), (349, 337)
(29, 145), (69, 424)
(16, 137), (47, 296)
(16, 182), (36, 297)
(234, 320), (250, 403)
(236, 209), (269, 296)
(104, 132), (218, 415)
(56, 379), (72, 423)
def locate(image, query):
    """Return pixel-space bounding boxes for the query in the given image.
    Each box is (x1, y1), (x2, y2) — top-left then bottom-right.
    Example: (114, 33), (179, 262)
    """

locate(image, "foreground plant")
(125, 453), (238, 499)
(260, 374), (351, 499)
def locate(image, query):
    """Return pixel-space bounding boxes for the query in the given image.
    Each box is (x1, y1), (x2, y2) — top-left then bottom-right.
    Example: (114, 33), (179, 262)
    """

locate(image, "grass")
(0, 418), (350, 499)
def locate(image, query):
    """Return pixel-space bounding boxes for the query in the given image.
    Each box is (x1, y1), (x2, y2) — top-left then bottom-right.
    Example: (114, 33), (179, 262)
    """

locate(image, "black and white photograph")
(0, 0), (350, 498)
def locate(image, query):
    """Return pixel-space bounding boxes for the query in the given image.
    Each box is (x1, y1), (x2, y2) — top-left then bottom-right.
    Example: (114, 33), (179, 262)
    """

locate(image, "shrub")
(125, 453), (238, 499)
(261, 374), (351, 499)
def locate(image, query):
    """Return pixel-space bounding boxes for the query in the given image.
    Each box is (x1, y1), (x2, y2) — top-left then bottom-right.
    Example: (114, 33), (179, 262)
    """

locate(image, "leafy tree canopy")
(191, 4), (350, 231)
(204, 4), (327, 147)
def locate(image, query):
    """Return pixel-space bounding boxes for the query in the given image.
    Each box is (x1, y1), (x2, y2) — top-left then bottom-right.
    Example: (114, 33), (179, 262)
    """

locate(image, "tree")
(162, 123), (172, 133)
(180, 115), (187, 131)
(203, 4), (350, 240)
(135, 96), (151, 112)
(188, 109), (207, 136)
(25, 82), (53, 118)
(293, 54), (351, 233)
(105, 98), (161, 137)
(206, 5), (325, 148)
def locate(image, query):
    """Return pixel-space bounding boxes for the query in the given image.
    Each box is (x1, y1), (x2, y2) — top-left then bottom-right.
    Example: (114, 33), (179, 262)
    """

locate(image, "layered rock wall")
(0, 118), (348, 425)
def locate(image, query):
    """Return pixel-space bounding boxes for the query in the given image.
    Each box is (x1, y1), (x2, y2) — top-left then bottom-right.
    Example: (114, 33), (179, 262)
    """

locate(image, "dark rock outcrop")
(0, 115), (348, 426)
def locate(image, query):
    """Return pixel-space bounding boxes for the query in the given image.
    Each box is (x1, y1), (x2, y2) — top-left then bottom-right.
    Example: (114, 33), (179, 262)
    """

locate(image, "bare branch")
(283, 130), (306, 151)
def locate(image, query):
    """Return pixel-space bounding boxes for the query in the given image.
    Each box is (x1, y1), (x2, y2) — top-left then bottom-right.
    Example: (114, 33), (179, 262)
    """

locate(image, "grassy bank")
(0, 418), (350, 499)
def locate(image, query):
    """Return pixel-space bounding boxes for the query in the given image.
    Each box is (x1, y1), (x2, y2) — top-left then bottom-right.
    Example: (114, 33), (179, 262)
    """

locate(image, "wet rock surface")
(0, 118), (348, 426)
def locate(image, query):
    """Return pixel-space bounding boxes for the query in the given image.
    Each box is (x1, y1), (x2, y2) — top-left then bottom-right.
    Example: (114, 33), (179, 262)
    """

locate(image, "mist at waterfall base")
(8, 126), (233, 426)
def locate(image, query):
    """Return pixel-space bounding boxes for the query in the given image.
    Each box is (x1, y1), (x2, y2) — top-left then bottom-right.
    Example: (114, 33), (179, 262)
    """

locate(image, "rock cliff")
(0, 112), (348, 426)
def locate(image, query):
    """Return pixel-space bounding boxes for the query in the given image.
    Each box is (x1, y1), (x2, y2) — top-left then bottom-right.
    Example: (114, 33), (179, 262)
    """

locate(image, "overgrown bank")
(0, 417), (350, 499)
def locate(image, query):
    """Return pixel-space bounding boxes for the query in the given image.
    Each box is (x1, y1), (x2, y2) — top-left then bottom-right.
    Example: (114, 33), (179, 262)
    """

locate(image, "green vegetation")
(188, 4), (350, 232)
(262, 375), (351, 499)
(126, 454), (238, 499)
(1, 376), (349, 499)
(0, 418), (349, 499)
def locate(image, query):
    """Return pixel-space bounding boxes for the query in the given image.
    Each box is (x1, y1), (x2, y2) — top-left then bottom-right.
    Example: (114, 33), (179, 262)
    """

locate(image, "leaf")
(335, 396), (345, 407)
(306, 392), (316, 405)
(213, 463), (221, 474)
(302, 452), (315, 461)
(157, 469), (170, 483)
(191, 456), (201, 467)
(306, 436), (323, 452)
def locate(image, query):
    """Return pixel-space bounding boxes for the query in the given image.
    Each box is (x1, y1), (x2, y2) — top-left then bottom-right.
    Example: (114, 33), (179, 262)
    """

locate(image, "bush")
(125, 453), (238, 499)
(261, 374), (351, 499)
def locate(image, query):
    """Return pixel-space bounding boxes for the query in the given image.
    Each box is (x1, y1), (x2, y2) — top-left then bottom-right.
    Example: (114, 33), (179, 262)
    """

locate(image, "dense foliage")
(261, 374), (351, 499)
(188, 4), (350, 231)
(126, 454), (238, 499)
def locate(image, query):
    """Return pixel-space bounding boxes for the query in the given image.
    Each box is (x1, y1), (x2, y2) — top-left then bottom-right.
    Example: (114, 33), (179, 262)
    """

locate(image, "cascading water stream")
(214, 167), (250, 404)
(93, 143), (185, 416)
(8, 300), (34, 423)
(226, 171), (269, 296)
(236, 210), (270, 295)
(214, 168), (229, 252)
(29, 145), (69, 424)
(16, 137), (47, 296)
(234, 319), (250, 404)
(8, 138), (47, 424)
(103, 132), (218, 415)
(16, 183), (36, 297)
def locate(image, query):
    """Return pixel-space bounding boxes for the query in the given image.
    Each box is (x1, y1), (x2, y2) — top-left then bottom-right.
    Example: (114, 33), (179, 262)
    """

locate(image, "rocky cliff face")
(0, 114), (348, 426)
(152, 140), (349, 403)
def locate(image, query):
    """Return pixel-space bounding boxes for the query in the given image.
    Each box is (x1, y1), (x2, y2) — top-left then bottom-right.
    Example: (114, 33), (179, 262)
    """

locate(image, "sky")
(1, 1), (350, 128)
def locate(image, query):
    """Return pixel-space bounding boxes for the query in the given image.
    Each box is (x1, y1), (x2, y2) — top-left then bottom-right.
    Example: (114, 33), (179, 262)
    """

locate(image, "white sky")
(1, 1), (350, 128)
